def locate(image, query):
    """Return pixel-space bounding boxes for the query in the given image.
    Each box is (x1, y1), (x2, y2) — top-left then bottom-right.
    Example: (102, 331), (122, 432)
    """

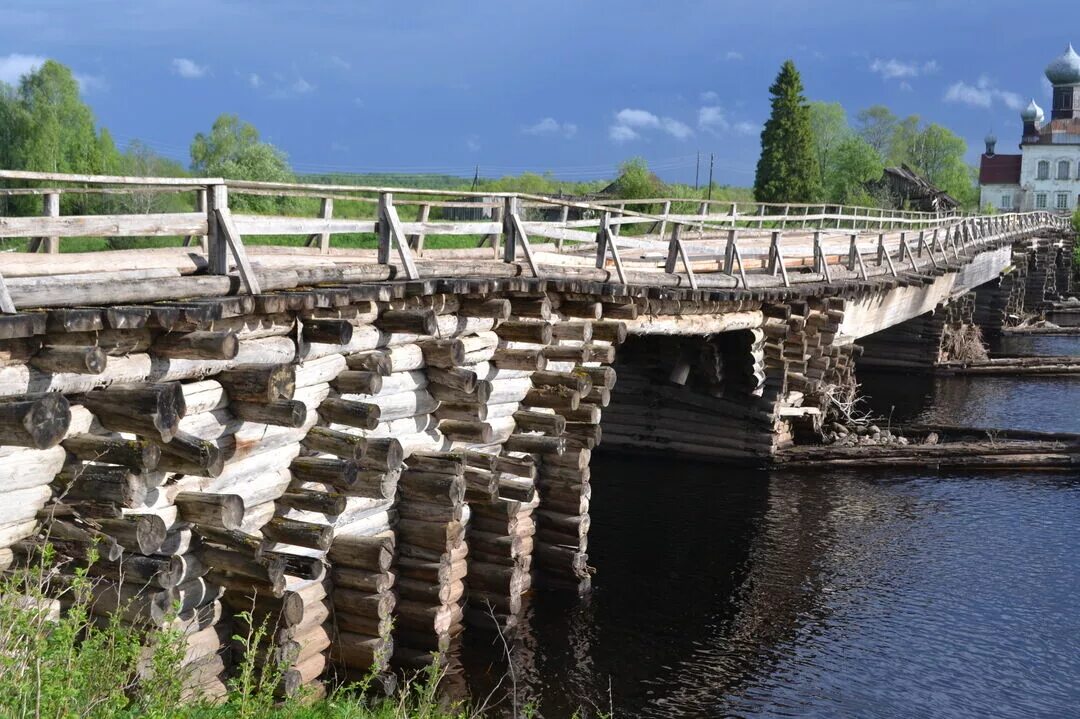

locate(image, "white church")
(979, 45), (1080, 214)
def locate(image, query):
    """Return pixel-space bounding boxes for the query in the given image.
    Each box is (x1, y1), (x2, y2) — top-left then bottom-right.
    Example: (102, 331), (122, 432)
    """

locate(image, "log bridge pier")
(0, 170), (1073, 699)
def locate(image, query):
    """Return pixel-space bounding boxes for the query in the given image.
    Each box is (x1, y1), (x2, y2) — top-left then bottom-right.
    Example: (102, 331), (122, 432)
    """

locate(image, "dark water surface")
(463, 337), (1080, 718)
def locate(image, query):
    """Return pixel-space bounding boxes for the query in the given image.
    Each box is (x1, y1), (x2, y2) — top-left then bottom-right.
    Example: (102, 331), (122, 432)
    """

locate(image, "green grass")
(0, 547), (482, 719)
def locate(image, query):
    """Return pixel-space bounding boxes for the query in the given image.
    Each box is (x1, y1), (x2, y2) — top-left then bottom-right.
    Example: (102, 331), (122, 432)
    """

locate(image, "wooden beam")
(215, 207), (262, 295)
(663, 224), (697, 289)
(594, 212), (627, 284)
(0, 270), (15, 314)
(0, 211), (206, 239)
(509, 211), (541, 279)
(377, 192), (419, 280)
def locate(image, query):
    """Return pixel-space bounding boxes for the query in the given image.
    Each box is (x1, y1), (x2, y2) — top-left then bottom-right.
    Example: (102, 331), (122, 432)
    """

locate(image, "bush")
(0, 547), (472, 719)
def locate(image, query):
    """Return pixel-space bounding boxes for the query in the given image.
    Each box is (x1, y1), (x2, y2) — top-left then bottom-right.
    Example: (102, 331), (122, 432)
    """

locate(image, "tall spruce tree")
(753, 60), (821, 203)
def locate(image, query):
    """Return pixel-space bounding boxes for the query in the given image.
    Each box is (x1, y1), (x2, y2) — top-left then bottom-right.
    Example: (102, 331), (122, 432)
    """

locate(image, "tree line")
(755, 60), (977, 208)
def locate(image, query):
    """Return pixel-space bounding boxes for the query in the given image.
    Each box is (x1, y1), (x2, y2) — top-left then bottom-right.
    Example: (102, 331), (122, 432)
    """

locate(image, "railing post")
(43, 192), (59, 254)
(595, 211), (627, 284)
(317, 197), (334, 254)
(557, 204), (569, 251)
(657, 200), (671, 240)
(207, 184), (228, 275)
(769, 231), (790, 287)
(502, 196), (519, 264)
(724, 228), (737, 274)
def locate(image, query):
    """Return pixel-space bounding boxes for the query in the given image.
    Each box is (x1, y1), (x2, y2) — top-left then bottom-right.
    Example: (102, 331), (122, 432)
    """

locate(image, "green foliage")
(191, 114), (295, 212)
(808, 101), (850, 191)
(825, 136), (884, 205)
(611, 157), (662, 200)
(0, 60), (122, 215)
(0, 550), (478, 718)
(754, 60), (822, 203)
(855, 105), (898, 158)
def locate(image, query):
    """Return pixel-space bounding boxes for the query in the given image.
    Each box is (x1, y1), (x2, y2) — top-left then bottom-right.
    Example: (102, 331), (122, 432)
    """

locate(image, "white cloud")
(0, 53), (44, 85)
(73, 73), (106, 94)
(733, 121), (759, 136)
(248, 73), (262, 88)
(724, 51), (744, 61)
(660, 117), (693, 139)
(466, 136), (481, 152)
(291, 76), (314, 94)
(608, 108), (693, 142)
(870, 58), (938, 81)
(328, 56), (351, 71)
(172, 57), (208, 79)
(615, 108), (661, 129)
(522, 117), (578, 138)
(0, 54), (104, 94)
(609, 125), (639, 143)
(699, 90), (720, 103)
(698, 105), (729, 133)
(698, 105), (757, 136)
(944, 76), (1023, 110)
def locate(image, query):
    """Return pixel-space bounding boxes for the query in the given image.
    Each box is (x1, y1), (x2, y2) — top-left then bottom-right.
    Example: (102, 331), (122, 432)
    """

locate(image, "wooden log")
(531, 370), (592, 394)
(399, 471), (466, 505)
(558, 300), (603, 319)
(513, 410), (566, 435)
(217, 364), (295, 402)
(53, 464), (148, 507)
(438, 419), (495, 444)
(174, 492), (244, 531)
(331, 371), (383, 395)
(301, 426), (364, 460)
(152, 331), (239, 360)
(61, 435), (160, 472)
(492, 348), (546, 371)
(0, 394), (71, 449)
(425, 366), (477, 393)
(327, 531), (394, 572)
(232, 399), (307, 428)
(510, 297), (552, 319)
(196, 545), (285, 584)
(460, 298), (511, 320)
(524, 386), (580, 411)
(378, 309), (438, 336)
(496, 321), (553, 344)
(30, 346), (108, 375)
(262, 517), (333, 551)
(279, 488), (347, 515)
(303, 319), (354, 345)
(419, 339), (464, 368)
(78, 384), (183, 443)
(591, 321), (628, 344)
(505, 434), (566, 455)
(96, 515), (167, 555)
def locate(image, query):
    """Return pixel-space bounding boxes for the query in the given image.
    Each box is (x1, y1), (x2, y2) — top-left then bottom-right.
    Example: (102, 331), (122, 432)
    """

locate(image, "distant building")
(979, 44), (1080, 213)
(868, 164), (960, 213)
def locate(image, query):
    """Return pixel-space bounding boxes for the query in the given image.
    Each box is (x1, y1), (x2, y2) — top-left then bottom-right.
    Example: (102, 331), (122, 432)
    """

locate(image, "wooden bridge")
(0, 170), (1073, 698)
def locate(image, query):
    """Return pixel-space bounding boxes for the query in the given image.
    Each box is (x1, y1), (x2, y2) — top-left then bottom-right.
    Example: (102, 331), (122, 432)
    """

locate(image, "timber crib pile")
(0, 280), (627, 700)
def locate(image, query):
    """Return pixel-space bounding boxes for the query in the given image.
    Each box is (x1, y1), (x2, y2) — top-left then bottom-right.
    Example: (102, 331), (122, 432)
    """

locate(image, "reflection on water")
(462, 336), (1080, 718)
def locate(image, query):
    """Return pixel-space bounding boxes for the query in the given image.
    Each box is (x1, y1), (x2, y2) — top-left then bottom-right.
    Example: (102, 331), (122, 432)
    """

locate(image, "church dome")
(1045, 44), (1080, 85)
(1020, 98), (1045, 123)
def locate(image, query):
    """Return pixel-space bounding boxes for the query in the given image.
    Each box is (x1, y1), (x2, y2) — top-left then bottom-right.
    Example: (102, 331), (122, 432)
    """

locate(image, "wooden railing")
(0, 170), (1070, 313)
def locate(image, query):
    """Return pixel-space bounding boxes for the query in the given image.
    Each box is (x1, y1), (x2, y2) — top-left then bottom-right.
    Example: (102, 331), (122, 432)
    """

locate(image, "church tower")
(1046, 44), (1080, 120)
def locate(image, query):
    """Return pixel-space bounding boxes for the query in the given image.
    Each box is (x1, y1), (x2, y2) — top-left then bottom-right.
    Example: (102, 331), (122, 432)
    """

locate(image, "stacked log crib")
(0, 280), (631, 699)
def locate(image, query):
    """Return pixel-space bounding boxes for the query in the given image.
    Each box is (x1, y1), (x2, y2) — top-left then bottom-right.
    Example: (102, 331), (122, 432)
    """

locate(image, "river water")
(462, 335), (1080, 718)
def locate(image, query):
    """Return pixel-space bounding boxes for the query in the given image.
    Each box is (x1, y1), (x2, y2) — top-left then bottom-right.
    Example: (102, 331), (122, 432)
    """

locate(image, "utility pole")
(695, 152), (701, 190)
(471, 165), (480, 191)
(706, 153), (715, 202)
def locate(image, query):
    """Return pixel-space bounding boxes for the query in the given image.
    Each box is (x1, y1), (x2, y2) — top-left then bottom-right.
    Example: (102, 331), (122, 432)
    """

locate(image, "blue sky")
(1, 0), (1077, 185)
